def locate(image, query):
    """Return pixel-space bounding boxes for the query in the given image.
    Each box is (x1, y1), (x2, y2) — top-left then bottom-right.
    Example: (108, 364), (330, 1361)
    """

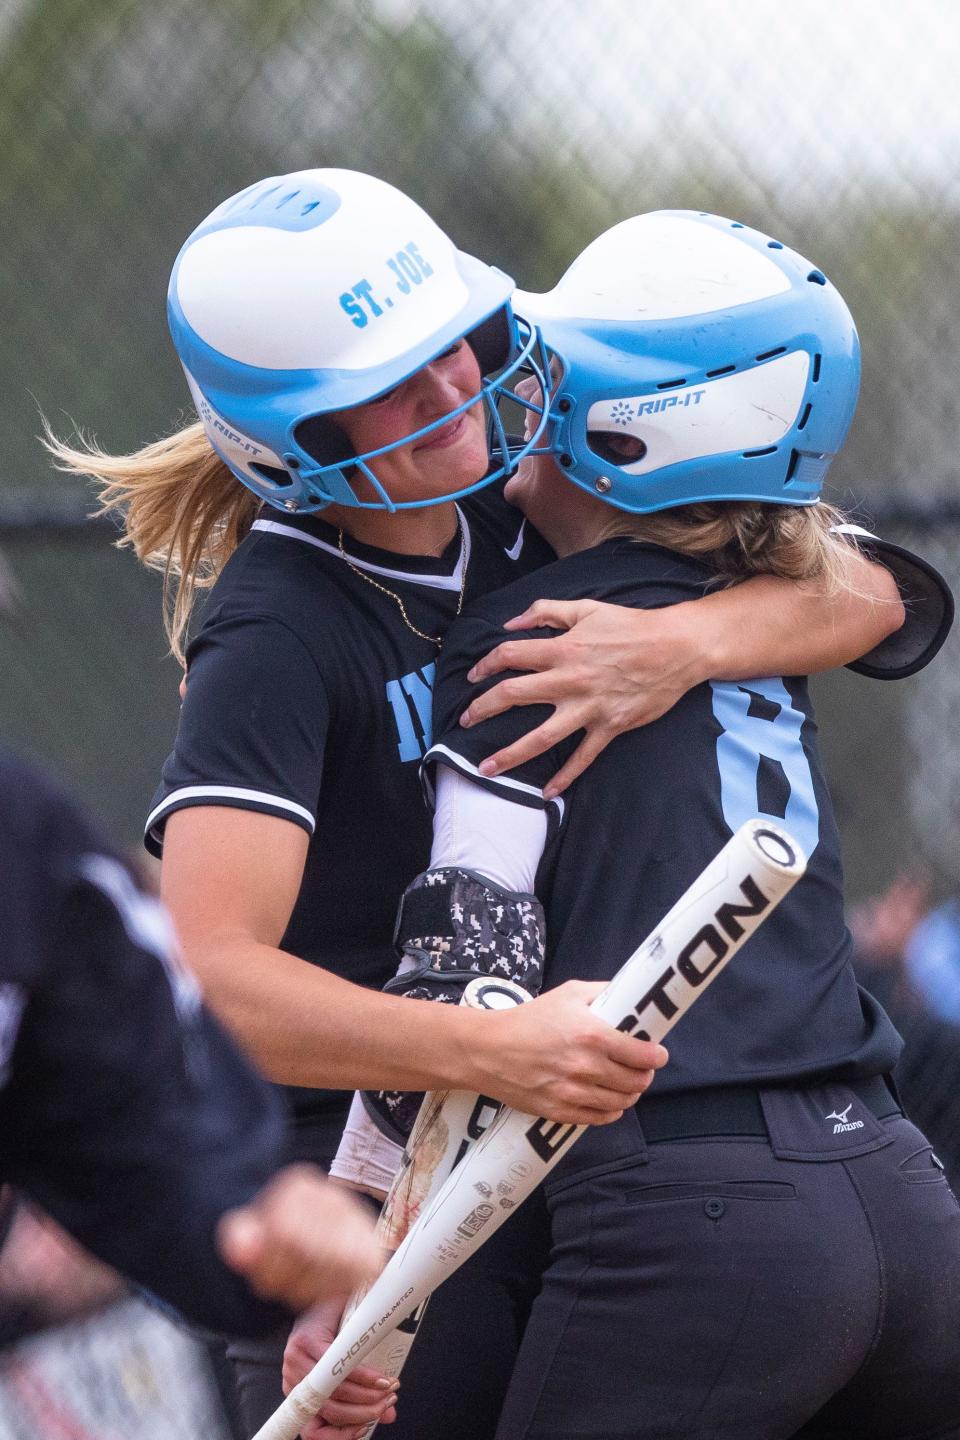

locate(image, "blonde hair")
(593, 499), (860, 592)
(44, 419), (259, 665)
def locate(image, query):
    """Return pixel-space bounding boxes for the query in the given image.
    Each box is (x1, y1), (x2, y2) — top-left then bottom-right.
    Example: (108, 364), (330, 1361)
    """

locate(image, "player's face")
(505, 371), (602, 554)
(331, 341), (489, 505)
(505, 450), (589, 553)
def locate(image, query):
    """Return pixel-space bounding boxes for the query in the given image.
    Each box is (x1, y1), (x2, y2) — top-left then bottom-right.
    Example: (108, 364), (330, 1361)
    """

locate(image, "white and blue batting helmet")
(517, 210), (860, 514)
(168, 168), (550, 512)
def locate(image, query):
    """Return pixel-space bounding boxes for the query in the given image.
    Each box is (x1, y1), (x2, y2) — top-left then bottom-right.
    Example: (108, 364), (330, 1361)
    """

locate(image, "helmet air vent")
(706, 364), (736, 378)
(656, 378), (687, 390)
(212, 178), (337, 233)
(784, 450), (801, 484)
(756, 346), (787, 362)
(588, 433), (647, 466)
(768, 241), (784, 250)
(251, 463), (294, 490)
(812, 354), (822, 382)
(808, 270), (827, 286)
(223, 183), (258, 212)
(249, 184), (282, 210)
(797, 403), (813, 432)
(742, 446), (778, 458)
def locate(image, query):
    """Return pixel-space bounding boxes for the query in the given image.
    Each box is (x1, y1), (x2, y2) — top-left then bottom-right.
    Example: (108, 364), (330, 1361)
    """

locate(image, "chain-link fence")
(1, 0), (959, 1400)
(2, 0), (958, 885)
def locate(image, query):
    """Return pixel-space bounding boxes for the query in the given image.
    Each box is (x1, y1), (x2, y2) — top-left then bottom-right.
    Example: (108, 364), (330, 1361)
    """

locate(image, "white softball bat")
(252, 819), (806, 1440)
(344, 977), (527, 1426)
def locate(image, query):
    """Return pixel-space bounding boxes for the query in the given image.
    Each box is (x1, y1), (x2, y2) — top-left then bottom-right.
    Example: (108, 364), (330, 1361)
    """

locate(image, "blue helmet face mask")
(515, 211), (861, 514)
(168, 168), (551, 513)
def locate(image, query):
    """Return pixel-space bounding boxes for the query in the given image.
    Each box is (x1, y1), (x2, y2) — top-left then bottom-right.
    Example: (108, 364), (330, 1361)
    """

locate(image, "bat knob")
(744, 820), (807, 878)
(463, 977), (531, 1011)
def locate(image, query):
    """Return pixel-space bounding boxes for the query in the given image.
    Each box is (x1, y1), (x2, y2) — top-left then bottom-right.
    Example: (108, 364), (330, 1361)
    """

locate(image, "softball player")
(379, 213), (958, 1438)
(48, 173), (948, 1439)
(0, 746), (382, 1343)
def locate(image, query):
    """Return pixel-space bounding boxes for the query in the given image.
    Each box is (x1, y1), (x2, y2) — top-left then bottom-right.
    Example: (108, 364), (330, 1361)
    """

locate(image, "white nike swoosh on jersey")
(504, 522), (526, 562)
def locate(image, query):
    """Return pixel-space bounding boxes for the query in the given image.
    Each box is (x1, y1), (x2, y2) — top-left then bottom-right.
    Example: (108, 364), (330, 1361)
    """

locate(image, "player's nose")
(415, 363), (467, 417)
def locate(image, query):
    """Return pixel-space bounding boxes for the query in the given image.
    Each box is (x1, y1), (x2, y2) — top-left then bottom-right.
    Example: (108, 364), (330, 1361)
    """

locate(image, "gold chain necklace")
(337, 510), (466, 649)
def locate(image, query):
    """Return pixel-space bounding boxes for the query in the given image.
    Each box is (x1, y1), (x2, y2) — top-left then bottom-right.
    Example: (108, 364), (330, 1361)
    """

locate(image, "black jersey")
(144, 480), (945, 1145)
(0, 751), (290, 1338)
(145, 484), (553, 1157)
(425, 538), (905, 1094)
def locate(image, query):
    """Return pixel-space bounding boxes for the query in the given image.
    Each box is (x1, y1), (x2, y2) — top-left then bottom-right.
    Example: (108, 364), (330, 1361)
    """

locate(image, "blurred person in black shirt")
(0, 746), (382, 1350)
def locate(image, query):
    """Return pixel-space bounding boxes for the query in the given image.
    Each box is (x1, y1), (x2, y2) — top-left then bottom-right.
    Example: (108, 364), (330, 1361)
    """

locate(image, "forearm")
(163, 811), (665, 1122)
(683, 560), (903, 681)
(160, 807), (492, 1093)
(180, 932), (488, 1093)
(184, 932), (666, 1126)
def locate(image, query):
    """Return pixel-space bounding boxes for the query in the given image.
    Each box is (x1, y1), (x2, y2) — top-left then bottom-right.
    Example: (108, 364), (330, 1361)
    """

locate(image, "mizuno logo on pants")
(825, 1103), (864, 1134)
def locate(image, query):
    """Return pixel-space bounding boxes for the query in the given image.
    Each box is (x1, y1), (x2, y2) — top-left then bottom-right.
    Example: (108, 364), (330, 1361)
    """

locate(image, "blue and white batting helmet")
(168, 169), (550, 512)
(517, 210), (860, 514)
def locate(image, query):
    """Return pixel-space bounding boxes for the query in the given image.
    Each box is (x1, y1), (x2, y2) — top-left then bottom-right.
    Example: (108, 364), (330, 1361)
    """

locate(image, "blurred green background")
(0, 0), (957, 896)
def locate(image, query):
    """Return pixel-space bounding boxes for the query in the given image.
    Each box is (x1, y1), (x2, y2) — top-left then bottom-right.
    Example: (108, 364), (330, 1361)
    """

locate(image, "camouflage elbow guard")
(363, 868), (546, 1144)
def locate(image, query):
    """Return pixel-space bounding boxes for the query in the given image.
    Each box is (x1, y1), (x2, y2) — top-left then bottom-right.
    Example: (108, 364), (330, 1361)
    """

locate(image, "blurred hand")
(850, 874), (931, 966)
(217, 1165), (381, 1313)
(460, 598), (704, 796)
(468, 979), (668, 1125)
(283, 1294), (399, 1438)
(0, 1201), (124, 1328)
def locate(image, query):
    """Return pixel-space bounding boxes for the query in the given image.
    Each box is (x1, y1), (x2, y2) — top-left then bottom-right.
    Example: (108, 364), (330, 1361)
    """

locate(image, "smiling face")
(330, 340), (489, 507)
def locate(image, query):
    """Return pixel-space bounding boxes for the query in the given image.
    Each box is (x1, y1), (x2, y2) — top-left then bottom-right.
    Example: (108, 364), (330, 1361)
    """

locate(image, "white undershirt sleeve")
(328, 1091), (404, 1194)
(428, 764), (549, 894)
(330, 767), (549, 1192)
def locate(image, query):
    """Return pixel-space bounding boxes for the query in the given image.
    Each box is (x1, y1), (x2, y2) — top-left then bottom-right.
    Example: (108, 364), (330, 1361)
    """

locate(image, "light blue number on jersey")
(710, 678), (819, 855)
(386, 662), (436, 762)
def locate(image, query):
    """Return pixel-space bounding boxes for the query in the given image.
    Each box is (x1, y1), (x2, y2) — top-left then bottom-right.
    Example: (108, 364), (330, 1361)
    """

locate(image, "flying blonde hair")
(44, 419), (257, 666)
(46, 409), (866, 667)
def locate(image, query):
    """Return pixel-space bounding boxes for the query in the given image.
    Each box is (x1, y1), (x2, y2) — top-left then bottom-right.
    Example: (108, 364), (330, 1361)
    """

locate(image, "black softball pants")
(494, 1080), (960, 1440)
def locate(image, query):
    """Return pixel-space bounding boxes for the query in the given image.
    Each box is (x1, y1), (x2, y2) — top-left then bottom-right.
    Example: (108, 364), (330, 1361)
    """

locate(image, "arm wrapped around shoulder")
(364, 868), (546, 1143)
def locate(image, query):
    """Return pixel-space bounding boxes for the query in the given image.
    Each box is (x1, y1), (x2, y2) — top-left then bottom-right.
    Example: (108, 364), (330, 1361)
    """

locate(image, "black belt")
(637, 1074), (901, 1143)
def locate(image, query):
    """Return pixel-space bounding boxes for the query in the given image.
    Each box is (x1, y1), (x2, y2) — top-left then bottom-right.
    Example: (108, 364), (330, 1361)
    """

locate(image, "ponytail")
(44, 420), (259, 665)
